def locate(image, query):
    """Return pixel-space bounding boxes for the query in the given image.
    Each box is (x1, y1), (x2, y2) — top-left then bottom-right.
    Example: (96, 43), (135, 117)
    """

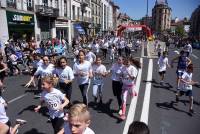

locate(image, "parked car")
(192, 42), (200, 49)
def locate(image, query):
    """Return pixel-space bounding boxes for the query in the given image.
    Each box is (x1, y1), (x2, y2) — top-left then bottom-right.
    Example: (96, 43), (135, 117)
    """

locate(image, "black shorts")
(158, 71), (166, 75)
(179, 90), (193, 97)
(51, 117), (64, 134)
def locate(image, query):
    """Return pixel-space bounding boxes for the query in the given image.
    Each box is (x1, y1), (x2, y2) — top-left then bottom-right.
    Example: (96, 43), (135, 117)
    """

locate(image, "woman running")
(120, 58), (140, 120)
(54, 57), (74, 101)
(73, 50), (93, 106)
(0, 55), (7, 96)
(92, 56), (107, 103)
(109, 56), (124, 113)
(34, 76), (69, 134)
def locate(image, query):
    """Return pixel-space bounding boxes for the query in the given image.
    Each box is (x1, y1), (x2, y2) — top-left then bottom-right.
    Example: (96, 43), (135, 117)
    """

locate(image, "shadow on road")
(23, 128), (46, 134)
(153, 82), (176, 93)
(155, 101), (193, 116)
(18, 105), (49, 118)
(88, 99), (123, 123)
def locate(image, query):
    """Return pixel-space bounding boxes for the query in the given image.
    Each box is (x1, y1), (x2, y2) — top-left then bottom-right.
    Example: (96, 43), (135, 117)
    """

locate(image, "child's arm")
(34, 100), (45, 112)
(59, 96), (69, 111)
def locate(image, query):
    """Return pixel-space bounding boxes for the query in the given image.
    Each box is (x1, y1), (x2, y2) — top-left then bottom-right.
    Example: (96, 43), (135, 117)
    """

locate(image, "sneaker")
(160, 81), (164, 86)
(118, 109), (123, 116)
(120, 114), (126, 120)
(189, 109), (194, 114)
(34, 94), (41, 98)
(16, 119), (27, 125)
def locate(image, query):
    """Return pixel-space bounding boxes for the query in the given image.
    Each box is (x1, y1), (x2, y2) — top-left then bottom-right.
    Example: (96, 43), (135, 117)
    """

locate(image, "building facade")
(91, 0), (101, 36)
(100, 0), (109, 32)
(190, 5), (200, 38)
(152, 0), (171, 33)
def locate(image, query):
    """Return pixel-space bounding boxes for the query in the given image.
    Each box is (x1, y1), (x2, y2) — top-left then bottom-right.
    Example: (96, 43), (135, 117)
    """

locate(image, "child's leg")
(121, 88), (128, 116)
(189, 96), (194, 111)
(93, 84), (98, 102)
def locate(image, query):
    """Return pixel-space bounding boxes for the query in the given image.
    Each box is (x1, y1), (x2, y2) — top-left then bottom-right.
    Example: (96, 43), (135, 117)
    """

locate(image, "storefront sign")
(6, 11), (34, 25)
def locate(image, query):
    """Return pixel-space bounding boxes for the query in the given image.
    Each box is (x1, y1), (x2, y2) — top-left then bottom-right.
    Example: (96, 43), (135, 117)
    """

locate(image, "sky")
(113, 0), (200, 20)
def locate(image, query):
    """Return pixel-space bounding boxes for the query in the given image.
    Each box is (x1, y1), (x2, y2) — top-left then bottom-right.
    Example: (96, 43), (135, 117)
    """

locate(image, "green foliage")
(175, 25), (185, 37)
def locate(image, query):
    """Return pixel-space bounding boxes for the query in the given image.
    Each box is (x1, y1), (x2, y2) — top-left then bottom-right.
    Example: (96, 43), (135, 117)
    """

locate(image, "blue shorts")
(176, 70), (184, 78)
(179, 90), (193, 97)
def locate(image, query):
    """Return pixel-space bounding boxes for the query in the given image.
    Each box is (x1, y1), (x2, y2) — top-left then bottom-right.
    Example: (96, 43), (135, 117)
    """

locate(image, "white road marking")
(140, 59), (153, 124)
(8, 94), (27, 104)
(191, 54), (199, 59)
(123, 58), (143, 134)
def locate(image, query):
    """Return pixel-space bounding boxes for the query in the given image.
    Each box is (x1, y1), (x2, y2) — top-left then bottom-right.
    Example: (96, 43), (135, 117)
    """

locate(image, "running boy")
(58, 103), (95, 134)
(34, 76), (69, 134)
(176, 64), (198, 114)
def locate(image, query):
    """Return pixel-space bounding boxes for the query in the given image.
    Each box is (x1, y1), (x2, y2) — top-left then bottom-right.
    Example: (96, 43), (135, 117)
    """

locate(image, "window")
(43, 0), (48, 6)
(64, 0), (67, 17)
(77, 7), (80, 20)
(6, 0), (16, 8)
(72, 5), (75, 20)
(55, 0), (58, 8)
(27, 0), (33, 11)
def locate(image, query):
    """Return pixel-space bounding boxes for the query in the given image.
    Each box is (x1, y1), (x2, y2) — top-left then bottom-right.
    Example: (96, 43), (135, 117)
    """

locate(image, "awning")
(74, 24), (85, 34)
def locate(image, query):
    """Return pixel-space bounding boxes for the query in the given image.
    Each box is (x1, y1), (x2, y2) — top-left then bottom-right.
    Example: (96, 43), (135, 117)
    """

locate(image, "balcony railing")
(7, 1), (16, 8)
(35, 5), (59, 17)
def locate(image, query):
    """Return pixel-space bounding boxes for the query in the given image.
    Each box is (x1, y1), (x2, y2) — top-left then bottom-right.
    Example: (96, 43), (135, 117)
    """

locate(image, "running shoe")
(175, 94), (179, 102)
(118, 109), (123, 116)
(16, 119), (27, 125)
(189, 109), (194, 114)
(120, 114), (126, 120)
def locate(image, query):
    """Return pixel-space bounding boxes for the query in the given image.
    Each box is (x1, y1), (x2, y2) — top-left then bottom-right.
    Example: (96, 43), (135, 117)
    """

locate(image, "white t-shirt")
(180, 71), (192, 91)
(0, 97), (9, 123)
(110, 63), (124, 81)
(54, 66), (74, 83)
(157, 56), (169, 72)
(64, 122), (95, 134)
(92, 64), (107, 85)
(41, 88), (65, 119)
(85, 51), (96, 63)
(73, 60), (92, 85)
(91, 44), (99, 53)
(121, 65), (138, 85)
(35, 63), (55, 77)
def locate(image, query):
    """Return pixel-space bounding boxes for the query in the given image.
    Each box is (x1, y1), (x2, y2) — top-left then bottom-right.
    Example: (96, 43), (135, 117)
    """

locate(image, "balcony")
(7, 1), (16, 8)
(35, 5), (59, 17)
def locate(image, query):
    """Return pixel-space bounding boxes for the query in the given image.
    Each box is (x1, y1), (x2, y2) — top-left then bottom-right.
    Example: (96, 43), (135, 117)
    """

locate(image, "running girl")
(92, 56), (107, 103)
(34, 76), (69, 134)
(25, 56), (55, 89)
(73, 50), (93, 105)
(54, 57), (74, 101)
(109, 56), (124, 113)
(120, 58), (140, 120)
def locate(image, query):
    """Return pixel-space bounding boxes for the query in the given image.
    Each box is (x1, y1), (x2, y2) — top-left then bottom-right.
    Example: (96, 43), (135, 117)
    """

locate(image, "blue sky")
(113, 0), (200, 20)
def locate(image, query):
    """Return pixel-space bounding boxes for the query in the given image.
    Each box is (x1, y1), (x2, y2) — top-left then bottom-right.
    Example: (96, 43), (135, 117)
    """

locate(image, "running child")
(176, 64), (198, 114)
(57, 103), (95, 134)
(34, 76), (69, 134)
(120, 58), (141, 120)
(92, 56), (107, 103)
(157, 51), (170, 85)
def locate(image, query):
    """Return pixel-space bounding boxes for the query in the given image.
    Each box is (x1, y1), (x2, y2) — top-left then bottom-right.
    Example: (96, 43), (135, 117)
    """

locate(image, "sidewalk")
(147, 41), (166, 58)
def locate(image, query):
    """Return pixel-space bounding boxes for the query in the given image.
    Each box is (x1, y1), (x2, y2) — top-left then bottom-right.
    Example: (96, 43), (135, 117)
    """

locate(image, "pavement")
(2, 42), (200, 134)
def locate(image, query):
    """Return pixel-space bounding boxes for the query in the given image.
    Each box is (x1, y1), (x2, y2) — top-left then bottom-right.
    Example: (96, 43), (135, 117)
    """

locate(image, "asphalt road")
(2, 43), (200, 134)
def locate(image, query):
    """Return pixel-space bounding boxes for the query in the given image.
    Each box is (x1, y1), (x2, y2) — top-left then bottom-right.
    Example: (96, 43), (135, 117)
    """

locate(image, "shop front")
(6, 11), (34, 41)
(55, 20), (69, 40)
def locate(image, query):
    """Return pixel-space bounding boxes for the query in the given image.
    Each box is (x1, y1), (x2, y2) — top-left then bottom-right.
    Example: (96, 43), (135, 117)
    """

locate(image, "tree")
(175, 25), (185, 37)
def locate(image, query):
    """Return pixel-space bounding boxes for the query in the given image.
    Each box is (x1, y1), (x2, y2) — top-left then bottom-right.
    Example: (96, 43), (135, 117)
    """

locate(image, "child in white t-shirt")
(92, 57), (107, 103)
(57, 103), (95, 134)
(120, 58), (139, 120)
(34, 76), (69, 134)
(157, 51), (170, 85)
(176, 64), (198, 114)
